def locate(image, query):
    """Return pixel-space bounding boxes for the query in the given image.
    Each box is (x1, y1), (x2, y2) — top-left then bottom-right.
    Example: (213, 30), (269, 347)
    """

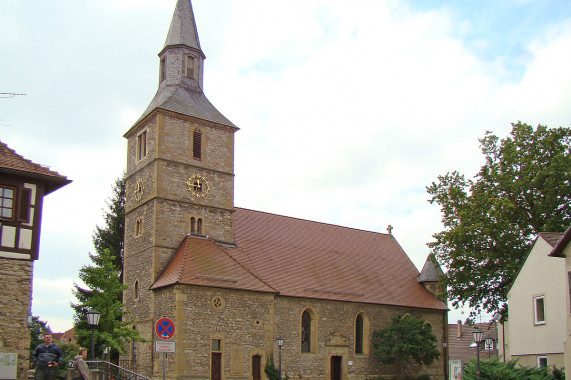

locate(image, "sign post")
(155, 318), (176, 380)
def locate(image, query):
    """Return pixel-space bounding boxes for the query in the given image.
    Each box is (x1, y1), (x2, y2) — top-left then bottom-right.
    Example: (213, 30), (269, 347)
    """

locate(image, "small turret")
(418, 255), (446, 303)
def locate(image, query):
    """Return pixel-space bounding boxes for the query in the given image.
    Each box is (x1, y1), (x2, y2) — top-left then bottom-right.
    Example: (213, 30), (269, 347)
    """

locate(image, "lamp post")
(86, 309), (101, 361)
(473, 328), (484, 380)
(485, 337), (494, 359)
(276, 338), (284, 380)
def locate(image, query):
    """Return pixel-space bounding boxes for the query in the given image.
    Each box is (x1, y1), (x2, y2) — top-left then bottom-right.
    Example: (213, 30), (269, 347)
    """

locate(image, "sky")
(1, 0), (570, 332)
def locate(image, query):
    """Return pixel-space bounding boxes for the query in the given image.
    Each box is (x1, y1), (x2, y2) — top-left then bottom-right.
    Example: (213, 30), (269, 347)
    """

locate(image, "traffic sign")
(155, 318), (176, 340)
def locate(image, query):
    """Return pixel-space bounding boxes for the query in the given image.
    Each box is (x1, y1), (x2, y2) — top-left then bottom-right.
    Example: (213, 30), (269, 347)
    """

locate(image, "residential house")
(501, 232), (567, 369)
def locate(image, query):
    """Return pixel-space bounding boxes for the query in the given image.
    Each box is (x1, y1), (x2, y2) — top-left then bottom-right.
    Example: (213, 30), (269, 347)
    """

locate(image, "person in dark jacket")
(31, 334), (63, 380)
(71, 349), (89, 380)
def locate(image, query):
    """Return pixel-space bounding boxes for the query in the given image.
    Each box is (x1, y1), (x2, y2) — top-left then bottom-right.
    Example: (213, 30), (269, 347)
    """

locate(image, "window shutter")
(18, 187), (31, 223)
(193, 130), (202, 159)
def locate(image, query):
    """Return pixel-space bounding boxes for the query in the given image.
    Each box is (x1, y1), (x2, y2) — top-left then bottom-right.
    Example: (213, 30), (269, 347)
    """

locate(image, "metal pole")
(163, 353), (166, 380)
(90, 327), (95, 361)
(278, 345), (282, 380)
(476, 341), (480, 380)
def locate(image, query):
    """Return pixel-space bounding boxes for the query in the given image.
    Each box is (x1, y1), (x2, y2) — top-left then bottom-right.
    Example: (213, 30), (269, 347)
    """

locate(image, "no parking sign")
(155, 317), (176, 340)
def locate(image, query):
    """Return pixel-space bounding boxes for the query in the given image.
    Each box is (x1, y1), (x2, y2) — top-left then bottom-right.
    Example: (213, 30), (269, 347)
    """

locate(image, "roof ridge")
(210, 236), (279, 293)
(235, 206), (392, 237)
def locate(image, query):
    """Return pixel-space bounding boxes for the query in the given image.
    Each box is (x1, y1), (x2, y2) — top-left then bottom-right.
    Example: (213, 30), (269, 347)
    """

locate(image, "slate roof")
(152, 208), (448, 311)
(417, 256), (444, 283)
(136, 85), (236, 129)
(0, 140), (70, 194)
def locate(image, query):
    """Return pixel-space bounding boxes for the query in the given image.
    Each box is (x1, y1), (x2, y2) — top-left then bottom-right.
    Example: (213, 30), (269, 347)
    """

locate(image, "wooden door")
(211, 352), (222, 380)
(330, 356), (342, 380)
(252, 355), (261, 380)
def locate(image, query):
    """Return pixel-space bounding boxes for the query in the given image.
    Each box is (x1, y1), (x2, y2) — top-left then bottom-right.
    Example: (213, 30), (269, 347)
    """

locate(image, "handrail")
(86, 360), (151, 380)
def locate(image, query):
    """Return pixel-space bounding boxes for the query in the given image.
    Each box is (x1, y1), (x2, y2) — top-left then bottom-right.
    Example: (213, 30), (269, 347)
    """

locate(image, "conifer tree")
(71, 174), (142, 360)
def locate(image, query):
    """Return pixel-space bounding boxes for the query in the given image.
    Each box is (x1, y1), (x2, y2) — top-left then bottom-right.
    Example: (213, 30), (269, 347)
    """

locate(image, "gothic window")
(135, 218), (142, 236)
(160, 57), (166, 82)
(191, 217), (203, 235)
(0, 186), (15, 219)
(134, 280), (139, 300)
(193, 129), (202, 159)
(355, 314), (364, 354)
(301, 309), (314, 353)
(136, 130), (147, 160)
(185, 55), (195, 79)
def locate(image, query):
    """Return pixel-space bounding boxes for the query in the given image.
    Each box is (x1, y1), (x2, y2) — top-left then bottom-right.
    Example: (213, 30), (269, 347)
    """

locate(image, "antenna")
(0, 93), (26, 98)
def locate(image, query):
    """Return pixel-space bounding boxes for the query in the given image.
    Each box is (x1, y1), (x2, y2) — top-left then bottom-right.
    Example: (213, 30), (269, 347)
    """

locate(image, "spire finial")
(387, 225), (393, 235)
(164, 0), (202, 51)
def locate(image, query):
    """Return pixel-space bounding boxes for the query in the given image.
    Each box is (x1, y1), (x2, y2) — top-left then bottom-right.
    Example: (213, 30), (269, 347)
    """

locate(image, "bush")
(462, 357), (565, 380)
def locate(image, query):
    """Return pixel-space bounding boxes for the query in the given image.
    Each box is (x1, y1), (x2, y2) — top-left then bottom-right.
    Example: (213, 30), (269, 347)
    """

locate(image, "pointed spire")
(417, 256), (444, 283)
(164, 0), (202, 51)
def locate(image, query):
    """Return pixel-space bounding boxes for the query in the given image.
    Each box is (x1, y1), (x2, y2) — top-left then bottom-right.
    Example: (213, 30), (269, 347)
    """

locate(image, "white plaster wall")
(507, 237), (566, 356)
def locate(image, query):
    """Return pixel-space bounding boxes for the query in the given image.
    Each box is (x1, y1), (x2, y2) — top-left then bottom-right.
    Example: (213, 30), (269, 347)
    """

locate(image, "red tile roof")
(152, 208), (447, 311)
(0, 140), (70, 194)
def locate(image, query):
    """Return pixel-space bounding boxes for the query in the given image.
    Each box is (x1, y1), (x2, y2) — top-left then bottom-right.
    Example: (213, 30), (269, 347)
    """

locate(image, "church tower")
(122, 0), (237, 364)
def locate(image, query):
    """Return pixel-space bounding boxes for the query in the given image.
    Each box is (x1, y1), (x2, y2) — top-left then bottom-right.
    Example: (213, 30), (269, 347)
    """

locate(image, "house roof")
(448, 321), (498, 362)
(549, 226), (571, 258)
(417, 256), (444, 283)
(506, 231), (565, 295)
(0, 140), (70, 194)
(152, 208), (448, 311)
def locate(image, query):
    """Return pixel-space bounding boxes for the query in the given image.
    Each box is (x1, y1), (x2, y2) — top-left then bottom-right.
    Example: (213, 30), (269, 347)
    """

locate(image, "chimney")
(457, 320), (462, 339)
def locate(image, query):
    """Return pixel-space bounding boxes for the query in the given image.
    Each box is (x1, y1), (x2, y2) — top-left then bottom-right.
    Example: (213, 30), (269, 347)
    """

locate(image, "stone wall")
(0, 258), (33, 380)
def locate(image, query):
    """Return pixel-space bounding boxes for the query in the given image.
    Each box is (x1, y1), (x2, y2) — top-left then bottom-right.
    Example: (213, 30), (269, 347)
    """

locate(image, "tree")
(72, 174), (142, 361)
(427, 122), (571, 318)
(29, 316), (51, 363)
(372, 314), (440, 380)
(92, 175), (125, 280)
(72, 248), (142, 360)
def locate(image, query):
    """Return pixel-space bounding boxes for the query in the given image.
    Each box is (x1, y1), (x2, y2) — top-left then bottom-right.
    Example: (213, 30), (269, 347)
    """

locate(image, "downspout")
(443, 310), (448, 380)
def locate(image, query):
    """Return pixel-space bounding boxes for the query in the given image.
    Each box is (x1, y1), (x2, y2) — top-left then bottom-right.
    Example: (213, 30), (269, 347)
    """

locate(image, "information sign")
(155, 341), (176, 353)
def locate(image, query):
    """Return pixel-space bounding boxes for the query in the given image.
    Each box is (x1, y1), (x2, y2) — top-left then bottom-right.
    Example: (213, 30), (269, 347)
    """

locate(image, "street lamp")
(485, 337), (494, 359)
(473, 328), (484, 380)
(276, 338), (284, 380)
(86, 309), (101, 360)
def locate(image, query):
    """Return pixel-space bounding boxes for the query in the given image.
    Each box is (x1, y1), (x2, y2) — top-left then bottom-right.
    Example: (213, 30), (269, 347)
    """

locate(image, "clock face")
(134, 178), (144, 201)
(187, 174), (210, 198)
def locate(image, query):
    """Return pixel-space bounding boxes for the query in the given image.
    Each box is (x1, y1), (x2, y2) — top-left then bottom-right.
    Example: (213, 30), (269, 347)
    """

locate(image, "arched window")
(191, 217), (196, 234)
(134, 280), (139, 300)
(300, 309), (317, 353)
(355, 314), (364, 354)
(193, 129), (202, 159)
(197, 218), (203, 235)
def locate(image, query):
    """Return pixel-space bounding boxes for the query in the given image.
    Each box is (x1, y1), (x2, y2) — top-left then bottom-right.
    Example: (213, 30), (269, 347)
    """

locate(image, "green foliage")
(92, 175), (125, 281)
(427, 122), (571, 318)
(72, 248), (143, 359)
(265, 352), (280, 380)
(372, 314), (440, 380)
(29, 316), (52, 359)
(54, 342), (79, 379)
(462, 357), (565, 380)
(72, 174), (143, 361)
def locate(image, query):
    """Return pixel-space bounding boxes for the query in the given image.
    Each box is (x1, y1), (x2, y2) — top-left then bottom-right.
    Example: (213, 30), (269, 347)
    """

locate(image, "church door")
(252, 355), (262, 380)
(211, 352), (222, 380)
(330, 356), (342, 380)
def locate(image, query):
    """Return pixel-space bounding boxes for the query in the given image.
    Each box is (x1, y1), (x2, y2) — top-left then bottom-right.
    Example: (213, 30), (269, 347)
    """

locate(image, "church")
(122, 1), (448, 379)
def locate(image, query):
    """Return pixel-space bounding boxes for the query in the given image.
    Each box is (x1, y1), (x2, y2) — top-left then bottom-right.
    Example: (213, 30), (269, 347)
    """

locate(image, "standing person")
(71, 349), (89, 380)
(31, 334), (63, 380)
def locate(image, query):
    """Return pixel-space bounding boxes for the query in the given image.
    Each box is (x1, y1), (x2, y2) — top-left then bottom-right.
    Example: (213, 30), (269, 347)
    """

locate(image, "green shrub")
(462, 357), (565, 380)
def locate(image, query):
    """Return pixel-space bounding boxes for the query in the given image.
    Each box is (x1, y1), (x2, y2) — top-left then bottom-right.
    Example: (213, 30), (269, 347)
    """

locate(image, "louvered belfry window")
(193, 129), (202, 159)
